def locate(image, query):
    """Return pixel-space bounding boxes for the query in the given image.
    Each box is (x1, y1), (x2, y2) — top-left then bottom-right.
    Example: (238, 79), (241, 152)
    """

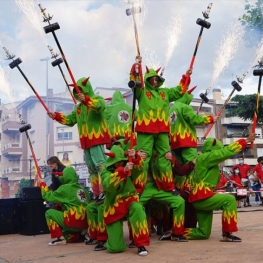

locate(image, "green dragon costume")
(51, 77), (110, 197)
(105, 90), (132, 138)
(169, 86), (214, 164)
(101, 145), (149, 253)
(40, 167), (90, 243)
(184, 138), (248, 240)
(130, 64), (190, 192)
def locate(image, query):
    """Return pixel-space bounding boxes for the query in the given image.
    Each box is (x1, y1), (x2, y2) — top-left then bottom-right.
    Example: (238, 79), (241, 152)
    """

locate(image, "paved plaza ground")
(0, 203), (263, 263)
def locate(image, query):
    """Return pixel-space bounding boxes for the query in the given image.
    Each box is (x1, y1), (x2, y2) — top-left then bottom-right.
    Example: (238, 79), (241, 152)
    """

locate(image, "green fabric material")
(106, 220), (126, 253)
(144, 68), (164, 89)
(46, 209), (82, 237)
(73, 77), (95, 98)
(42, 167), (91, 207)
(136, 133), (173, 191)
(140, 181), (185, 235)
(185, 193), (237, 239)
(104, 145), (128, 169)
(84, 145), (106, 173)
(106, 202), (149, 253)
(105, 90), (133, 137)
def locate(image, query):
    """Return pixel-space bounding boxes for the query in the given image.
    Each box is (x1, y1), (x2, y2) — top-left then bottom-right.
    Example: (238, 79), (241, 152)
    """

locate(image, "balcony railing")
(2, 121), (21, 133)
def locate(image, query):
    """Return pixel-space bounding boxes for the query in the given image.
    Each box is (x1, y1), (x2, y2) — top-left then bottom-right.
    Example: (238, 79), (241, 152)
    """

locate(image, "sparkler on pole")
(126, 0), (144, 170)
(47, 46), (77, 104)
(38, 4), (81, 94)
(183, 3), (212, 91)
(18, 114), (43, 186)
(203, 81), (242, 138)
(197, 87), (211, 115)
(2, 47), (49, 112)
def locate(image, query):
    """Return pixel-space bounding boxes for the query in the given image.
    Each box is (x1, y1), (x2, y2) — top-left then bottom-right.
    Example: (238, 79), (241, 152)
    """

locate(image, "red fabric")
(216, 174), (228, 189)
(254, 164), (263, 182)
(229, 174), (242, 188)
(172, 159), (195, 176)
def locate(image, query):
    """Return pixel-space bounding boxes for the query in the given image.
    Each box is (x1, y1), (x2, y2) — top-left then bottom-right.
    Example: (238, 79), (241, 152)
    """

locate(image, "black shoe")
(171, 189), (180, 196)
(171, 234), (188, 242)
(48, 238), (66, 246)
(138, 246), (148, 256)
(247, 203), (252, 207)
(158, 230), (172, 241)
(220, 232), (242, 242)
(129, 240), (136, 248)
(95, 193), (105, 205)
(85, 238), (98, 245)
(94, 241), (107, 251)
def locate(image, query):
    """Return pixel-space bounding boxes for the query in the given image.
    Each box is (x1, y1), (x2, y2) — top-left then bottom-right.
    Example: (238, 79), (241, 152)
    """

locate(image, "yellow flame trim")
(223, 210), (238, 224)
(137, 109), (169, 126)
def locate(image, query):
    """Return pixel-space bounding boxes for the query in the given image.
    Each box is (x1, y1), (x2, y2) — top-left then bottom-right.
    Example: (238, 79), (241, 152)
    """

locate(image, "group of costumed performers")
(41, 54), (256, 256)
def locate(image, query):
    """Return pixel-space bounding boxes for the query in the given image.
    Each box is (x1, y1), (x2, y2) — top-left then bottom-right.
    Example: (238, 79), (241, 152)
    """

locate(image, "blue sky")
(0, 0), (261, 104)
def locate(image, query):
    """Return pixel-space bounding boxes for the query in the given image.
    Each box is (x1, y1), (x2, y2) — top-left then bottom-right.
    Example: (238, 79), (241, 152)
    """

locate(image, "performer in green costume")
(169, 86), (216, 164)
(105, 90), (132, 139)
(184, 134), (255, 242)
(130, 58), (192, 193)
(101, 145), (149, 256)
(169, 86), (216, 228)
(39, 167), (90, 245)
(47, 77), (110, 202)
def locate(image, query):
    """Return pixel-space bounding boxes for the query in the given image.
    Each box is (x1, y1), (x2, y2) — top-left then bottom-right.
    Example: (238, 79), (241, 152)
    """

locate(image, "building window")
(58, 129), (72, 140)
(257, 148), (263, 158)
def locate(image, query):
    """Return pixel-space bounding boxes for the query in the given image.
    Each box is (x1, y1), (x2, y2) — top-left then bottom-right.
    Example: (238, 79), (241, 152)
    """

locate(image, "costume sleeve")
(202, 139), (247, 169)
(53, 107), (78, 127)
(171, 157), (195, 176)
(40, 183), (66, 204)
(167, 74), (191, 102)
(83, 95), (106, 113)
(102, 166), (128, 192)
(130, 154), (144, 181)
(183, 107), (214, 126)
(129, 63), (143, 100)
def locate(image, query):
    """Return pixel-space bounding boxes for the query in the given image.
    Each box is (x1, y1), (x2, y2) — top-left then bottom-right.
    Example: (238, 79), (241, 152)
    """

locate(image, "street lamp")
(40, 57), (50, 161)
(61, 128), (65, 153)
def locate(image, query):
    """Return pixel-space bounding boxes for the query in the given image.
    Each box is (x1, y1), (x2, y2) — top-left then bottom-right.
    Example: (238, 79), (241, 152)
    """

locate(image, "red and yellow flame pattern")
(63, 205), (88, 228)
(172, 214), (185, 235)
(222, 209), (238, 232)
(189, 180), (214, 202)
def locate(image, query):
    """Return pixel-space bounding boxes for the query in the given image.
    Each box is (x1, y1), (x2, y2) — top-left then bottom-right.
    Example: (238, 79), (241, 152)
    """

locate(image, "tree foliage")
(15, 178), (31, 198)
(239, 0), (263, 46)
(239, 0), (263, 29)
(226, 94), (263, 124)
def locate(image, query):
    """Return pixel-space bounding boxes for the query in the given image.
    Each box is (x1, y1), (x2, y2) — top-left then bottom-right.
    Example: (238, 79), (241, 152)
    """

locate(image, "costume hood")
(73, 77), (95, 100)
(58, 166), (78, 184)
(144, 68), (164, 89)
(201, 138), (223, 153)
(104, 145), (128, 169)
(110, 90), (125, 105)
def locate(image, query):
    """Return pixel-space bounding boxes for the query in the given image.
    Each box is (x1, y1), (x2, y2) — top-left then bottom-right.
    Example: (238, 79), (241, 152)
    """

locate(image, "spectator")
(253, 156), (263, 205)
(231, 157), (251, 207)
(248, 169), (261, 205)
(229, 166), (245, 208)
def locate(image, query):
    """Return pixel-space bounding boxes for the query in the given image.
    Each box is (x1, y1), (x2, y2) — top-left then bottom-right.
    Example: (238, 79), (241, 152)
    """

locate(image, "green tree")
(239, 0), (263, 46)
(15, 178), (31, 198)
(226, 94), (263, 124)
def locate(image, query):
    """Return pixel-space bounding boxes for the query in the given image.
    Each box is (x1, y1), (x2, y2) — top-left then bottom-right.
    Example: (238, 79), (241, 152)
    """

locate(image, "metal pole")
(40, 57), (50, 161)
(29, 159), (32, 186)
(61, 128), (65, 153)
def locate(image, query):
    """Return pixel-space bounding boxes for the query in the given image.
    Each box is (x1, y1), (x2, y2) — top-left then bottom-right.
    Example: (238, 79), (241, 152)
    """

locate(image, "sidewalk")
(0, 205), (263, 263)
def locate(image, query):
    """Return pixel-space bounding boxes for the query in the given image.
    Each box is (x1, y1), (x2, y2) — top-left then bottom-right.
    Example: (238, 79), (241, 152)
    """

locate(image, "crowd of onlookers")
(216, 156), (263, 208)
